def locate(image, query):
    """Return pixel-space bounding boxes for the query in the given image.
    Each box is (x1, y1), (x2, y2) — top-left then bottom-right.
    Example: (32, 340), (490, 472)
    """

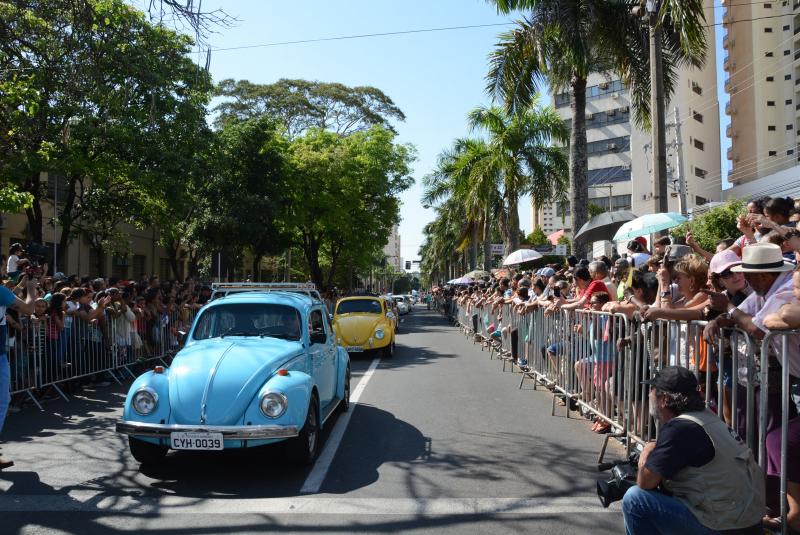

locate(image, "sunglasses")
(719, 270), (736, 279)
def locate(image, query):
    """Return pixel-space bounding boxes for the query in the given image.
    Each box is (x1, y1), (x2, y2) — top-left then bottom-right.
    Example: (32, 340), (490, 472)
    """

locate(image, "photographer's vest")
(663, 410), (765, 531)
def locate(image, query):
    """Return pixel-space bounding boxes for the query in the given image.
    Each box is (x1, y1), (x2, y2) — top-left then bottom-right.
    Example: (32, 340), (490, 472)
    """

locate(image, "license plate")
(345, 346), (364, 352)
(170, 432), (224, 451)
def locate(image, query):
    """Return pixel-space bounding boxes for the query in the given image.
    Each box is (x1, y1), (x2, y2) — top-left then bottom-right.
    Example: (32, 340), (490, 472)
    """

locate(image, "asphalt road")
(0, 308), (624, 534)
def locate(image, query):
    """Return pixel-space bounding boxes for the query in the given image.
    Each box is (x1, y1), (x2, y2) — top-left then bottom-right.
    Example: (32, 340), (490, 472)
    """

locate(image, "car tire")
(383, 340), (394, 359)
(288, 395), (320, 466)
(340, 367), (350, 413)
(128, 437), (168, 465)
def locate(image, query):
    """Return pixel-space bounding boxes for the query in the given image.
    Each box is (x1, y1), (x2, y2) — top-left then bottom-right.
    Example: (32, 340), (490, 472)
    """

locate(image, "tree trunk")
(504, 195), (521, 255)
(168, 243), (182, 282)
(251, 254), (262, 281)
(570, 76), (589, 259)
(469, 224), (478, 271)
(482, 215), (492, 272)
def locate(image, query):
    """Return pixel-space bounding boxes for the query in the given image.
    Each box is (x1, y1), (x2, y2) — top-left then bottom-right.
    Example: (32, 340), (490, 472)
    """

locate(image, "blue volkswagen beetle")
(115, 287), (350, 465)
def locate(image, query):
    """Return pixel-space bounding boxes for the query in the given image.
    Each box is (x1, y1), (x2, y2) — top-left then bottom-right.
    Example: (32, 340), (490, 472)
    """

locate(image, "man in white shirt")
(6, 243), (23, 280)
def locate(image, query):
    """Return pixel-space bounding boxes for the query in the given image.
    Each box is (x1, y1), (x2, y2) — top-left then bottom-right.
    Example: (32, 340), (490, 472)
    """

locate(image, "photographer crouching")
(0, 274), (39, 469)
(622, 366), (765, 535)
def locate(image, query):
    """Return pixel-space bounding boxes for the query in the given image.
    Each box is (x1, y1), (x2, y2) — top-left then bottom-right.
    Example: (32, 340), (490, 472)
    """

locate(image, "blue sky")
(171, 0), (728, 265)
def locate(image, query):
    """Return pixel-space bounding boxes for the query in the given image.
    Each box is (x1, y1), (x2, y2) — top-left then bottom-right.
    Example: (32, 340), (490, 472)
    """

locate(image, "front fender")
(242, 370), (316, 429)
(122, 369), (171, 424)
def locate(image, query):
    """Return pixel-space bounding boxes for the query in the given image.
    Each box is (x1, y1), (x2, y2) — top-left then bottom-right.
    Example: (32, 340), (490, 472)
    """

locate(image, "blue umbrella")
(612, 212), (687, 241)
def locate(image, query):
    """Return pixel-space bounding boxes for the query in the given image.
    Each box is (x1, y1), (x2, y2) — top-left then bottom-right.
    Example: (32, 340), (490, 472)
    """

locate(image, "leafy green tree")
(285, 126), (414, 288)
(588, 202), (606, 218)
(486, 0), (708, 257)
(671, 199), (744, 253)
(214, 79), (406, 137)
(526, 227), (549, 246)
(0, 0), (212, 254)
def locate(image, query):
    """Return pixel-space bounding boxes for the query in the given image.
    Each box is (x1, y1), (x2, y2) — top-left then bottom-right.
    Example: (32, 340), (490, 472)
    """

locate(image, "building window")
(765, 27), (773, 33)
(556, 201), (571, 217)
(691, 81), (702, 95)
(766, 52), (774, 57)
(788, 124), (794, 130)
(783, 24), (790, 31)
(789, 149), (795, 155)
(693, 111), (703, 123)
(586, 135), (630, 156)
(786, 74), (793, 80)
(763, 2), (772, 6)
(787, 99), (793, 105)
(694, 167), (707, 178)
(587, 166), (632, 185)
(784, 50), (791, 56)
(767, 76), (775, 81)
(696, 196), (708, 206)
(768, 101), (776, 106)
(159, 258), (171, 281)
(769, 151), (777, 156)
(769, 125), (776, 131)
(693, 139), (705, 150)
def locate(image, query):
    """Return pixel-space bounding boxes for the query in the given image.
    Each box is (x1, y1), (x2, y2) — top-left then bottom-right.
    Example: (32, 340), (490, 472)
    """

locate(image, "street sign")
(554, 244), (567, 256)
(491, 244), (504, 255)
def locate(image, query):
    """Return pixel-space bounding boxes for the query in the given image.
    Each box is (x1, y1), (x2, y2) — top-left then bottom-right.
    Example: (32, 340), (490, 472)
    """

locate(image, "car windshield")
(192, 303), (302, 341)
(336, 299), (382, 315)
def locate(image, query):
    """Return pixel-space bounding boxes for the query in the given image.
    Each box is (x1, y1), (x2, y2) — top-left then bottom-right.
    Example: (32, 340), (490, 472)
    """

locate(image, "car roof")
(205, 291), (320, 314)
(338, 295), (381, 302)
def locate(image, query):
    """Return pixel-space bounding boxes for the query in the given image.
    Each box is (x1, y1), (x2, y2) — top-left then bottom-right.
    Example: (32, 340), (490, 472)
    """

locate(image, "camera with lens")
(596, 452), (640, 508)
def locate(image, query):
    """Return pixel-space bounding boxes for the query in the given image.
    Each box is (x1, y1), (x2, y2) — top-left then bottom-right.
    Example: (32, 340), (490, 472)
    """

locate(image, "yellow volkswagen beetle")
(332, 296), (396, 358)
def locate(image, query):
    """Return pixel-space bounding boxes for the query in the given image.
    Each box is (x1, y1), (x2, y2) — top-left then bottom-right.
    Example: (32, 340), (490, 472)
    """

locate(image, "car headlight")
(132, 387), (158, 415)
(260, 392), (288, 418)
(375, 328), (385, 340)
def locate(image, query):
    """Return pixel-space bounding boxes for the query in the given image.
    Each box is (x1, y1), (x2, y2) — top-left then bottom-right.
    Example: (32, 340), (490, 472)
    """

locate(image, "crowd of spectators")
(439, 196), (800, 534)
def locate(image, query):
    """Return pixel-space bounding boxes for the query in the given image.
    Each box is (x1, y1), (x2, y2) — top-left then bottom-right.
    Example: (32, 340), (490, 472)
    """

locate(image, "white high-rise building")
(534, 0), (722, 238)
(383, 225), (402, 271)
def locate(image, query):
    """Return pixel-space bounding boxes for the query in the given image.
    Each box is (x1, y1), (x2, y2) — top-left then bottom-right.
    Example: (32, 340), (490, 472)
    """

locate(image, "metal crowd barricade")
(8, 305), (196, 410)
(453, 301), (798, 535)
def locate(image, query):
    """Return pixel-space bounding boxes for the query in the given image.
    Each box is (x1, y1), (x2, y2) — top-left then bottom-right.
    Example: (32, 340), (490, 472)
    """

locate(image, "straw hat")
(730, 243), (794, 273)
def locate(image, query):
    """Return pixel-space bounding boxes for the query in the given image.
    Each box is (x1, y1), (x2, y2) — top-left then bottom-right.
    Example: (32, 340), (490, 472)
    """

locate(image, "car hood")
(168, 338), (303, 425)
(334, 315), (383, 345)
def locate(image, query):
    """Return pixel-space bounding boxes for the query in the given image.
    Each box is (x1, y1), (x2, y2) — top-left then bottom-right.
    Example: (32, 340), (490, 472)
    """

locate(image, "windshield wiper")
(220, 328), (260, 338)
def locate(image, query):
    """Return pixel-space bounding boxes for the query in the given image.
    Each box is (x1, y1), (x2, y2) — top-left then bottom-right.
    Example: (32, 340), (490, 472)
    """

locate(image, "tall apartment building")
(535, 0), (722, 237)
(723, 0), (800, 186)
(383, 224), (402, 271)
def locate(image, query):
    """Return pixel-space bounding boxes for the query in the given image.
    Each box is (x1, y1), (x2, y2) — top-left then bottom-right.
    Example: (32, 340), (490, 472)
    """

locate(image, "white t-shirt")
(7, 254), (20, 273)
(629, 252), (651, 268)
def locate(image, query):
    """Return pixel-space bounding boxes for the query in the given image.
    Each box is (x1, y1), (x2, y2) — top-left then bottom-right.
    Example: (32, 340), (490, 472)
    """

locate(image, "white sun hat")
(730, 243), (794, 273)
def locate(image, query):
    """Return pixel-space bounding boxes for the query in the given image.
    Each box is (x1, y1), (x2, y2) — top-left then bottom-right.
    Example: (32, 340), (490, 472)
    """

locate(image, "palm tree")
(423, 137), (502, 272)
(466, 102), (568, 256)
(486, 0), (707, 256)
(419, 199), (468, 283)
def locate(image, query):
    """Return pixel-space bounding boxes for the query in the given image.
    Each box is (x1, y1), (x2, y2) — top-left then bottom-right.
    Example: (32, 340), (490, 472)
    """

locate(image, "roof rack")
(210, 282), (320, 300)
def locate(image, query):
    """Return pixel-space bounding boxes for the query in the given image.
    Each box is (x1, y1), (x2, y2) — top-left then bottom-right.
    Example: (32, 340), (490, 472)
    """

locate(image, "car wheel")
(340, 367), (351, 413)
(128, 436), (168, 465)
(383, 340), (394, 359)
(288, 395), (320, 465)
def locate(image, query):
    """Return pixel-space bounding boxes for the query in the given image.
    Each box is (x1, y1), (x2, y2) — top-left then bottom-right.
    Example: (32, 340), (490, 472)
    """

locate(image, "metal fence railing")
(450, 299), (799, 535)
(8, 307), (195, 408)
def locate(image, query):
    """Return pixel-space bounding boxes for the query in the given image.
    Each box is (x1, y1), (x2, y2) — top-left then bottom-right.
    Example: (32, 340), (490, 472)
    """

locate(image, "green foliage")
(286, 126), (415, 288)
(670, 199), (745, 252)
(525, 227), (550, 246)
(214, 79), (406, 137)
(557, 234), (571, 253)
(588, 202), (605, 218)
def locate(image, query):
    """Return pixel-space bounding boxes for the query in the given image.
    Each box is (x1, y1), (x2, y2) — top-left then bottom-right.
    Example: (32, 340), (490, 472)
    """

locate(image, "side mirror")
(310, 331), (327, 345)
(328, 313), (333, 322)
(386, 311), (395, 319)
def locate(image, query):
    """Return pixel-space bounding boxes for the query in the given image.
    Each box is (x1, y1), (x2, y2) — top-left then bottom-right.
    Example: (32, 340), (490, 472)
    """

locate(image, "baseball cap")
(634, 236), (648, 248)
(539, 267), (556, 277)
(518, 278), (532, 288)
(709, 249), (742, 275)
(642, 366), (699, 396)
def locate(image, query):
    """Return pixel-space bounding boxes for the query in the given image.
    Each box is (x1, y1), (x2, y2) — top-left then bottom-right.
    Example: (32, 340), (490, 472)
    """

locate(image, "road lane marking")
(299, 355), (381, 494)
(0, 494), (619, 514)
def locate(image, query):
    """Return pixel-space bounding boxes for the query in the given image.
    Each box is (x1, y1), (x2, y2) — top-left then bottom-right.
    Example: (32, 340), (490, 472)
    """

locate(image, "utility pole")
(647, 0), (668, 214)
(673, 107), (688, 216)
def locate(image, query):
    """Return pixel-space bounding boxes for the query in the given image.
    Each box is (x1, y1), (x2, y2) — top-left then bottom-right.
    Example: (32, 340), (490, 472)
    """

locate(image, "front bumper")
(116, 420), (299, 440)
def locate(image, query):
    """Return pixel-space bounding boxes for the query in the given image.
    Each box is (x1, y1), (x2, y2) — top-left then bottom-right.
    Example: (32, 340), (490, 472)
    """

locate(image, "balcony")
(723, 11), (734, 26)
(727, 146), (734, 160)
(723, 54), (731, 70)
(726, 124), (737, 139)
(725, 101), (735, 115)
(723, 34), (731, 49)
(724, 77), (734, 92)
